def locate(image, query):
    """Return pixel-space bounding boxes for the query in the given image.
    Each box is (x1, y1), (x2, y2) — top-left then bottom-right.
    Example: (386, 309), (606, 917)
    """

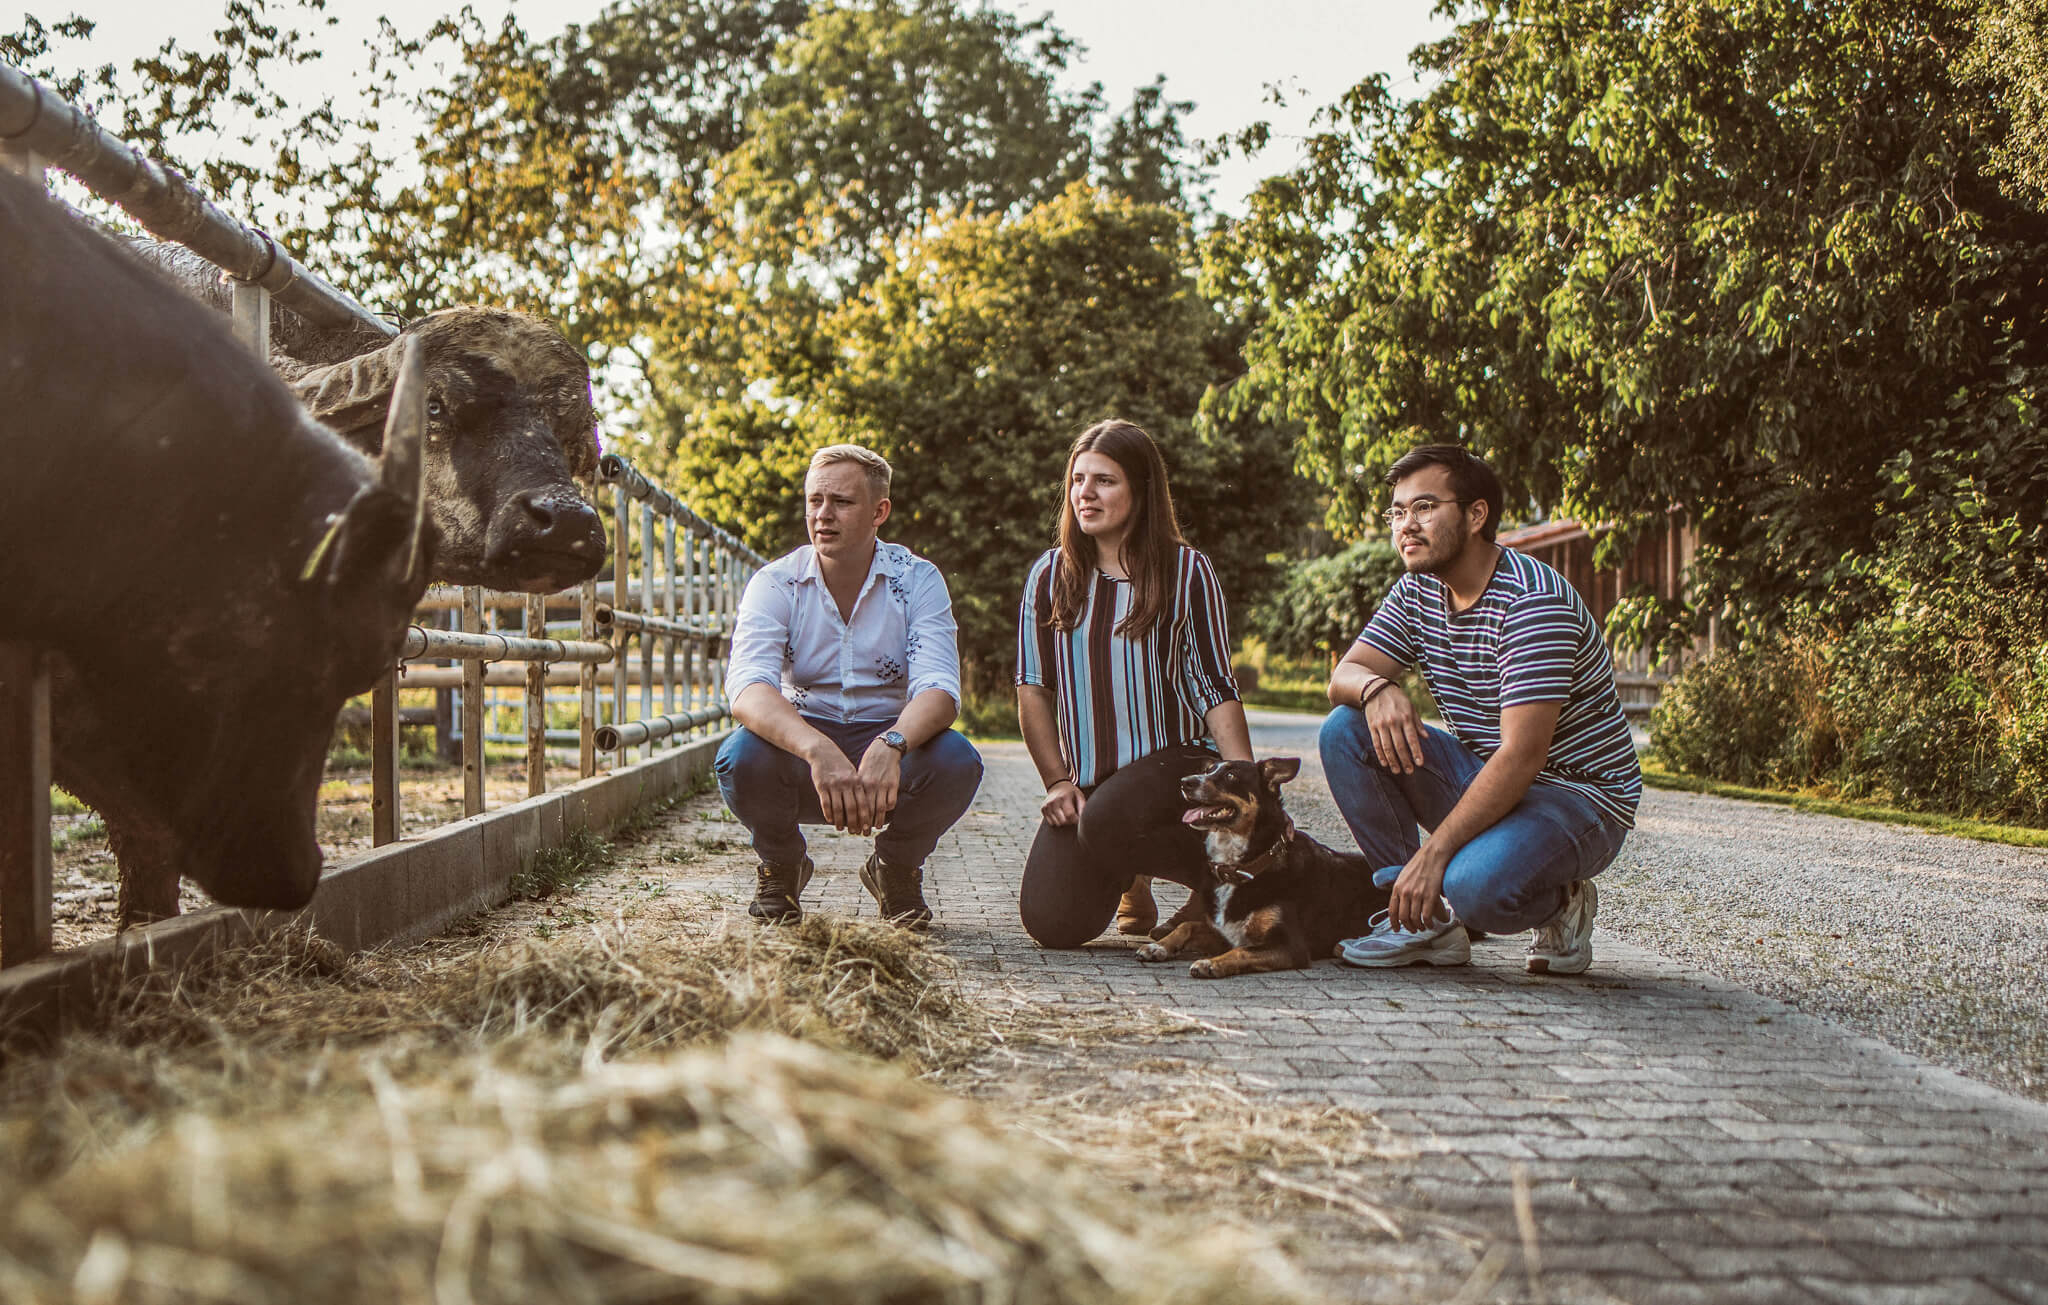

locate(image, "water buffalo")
(0, 170), (432, 914)
(121, 240), (608, 595)
(90, 244), (612, 925)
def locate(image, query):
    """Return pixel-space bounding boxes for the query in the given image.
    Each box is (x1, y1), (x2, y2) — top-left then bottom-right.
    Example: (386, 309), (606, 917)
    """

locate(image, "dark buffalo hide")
(1, 172), (432, 916)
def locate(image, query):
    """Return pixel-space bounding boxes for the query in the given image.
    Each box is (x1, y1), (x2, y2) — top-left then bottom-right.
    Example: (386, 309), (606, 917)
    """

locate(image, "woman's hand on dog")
(1366, 684), (1428, 774)
(1041, 778), (1086, 826)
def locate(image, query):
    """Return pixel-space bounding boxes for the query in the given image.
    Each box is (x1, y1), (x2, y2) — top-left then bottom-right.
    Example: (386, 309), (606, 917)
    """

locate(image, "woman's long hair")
(1048, 420), (1186, 638)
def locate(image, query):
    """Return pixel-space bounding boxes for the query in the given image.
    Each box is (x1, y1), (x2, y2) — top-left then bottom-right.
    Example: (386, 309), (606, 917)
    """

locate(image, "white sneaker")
(1527, 880), (1598, 975)
(1336, 907), (1471, 968)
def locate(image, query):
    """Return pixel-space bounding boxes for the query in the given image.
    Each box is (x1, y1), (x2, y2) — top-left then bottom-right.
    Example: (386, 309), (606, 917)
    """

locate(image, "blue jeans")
(1317, 707), (1627, 934)
(715, 717), (983, 868)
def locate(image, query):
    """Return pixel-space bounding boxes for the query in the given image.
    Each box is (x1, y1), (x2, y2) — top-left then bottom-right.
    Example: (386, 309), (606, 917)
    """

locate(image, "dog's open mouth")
(1181, 805), (1231, 825)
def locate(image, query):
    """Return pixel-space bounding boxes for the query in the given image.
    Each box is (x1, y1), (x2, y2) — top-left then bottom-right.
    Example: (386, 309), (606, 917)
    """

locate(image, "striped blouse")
(1359, 546), (1642, 828)
(1015, 545), (1241, 790)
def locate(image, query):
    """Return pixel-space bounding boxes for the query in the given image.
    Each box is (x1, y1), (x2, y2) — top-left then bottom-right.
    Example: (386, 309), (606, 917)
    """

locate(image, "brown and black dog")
(1136, 757), (1391, 978)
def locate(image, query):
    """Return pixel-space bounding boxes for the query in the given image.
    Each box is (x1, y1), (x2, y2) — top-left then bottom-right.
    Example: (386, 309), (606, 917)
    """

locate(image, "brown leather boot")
(747, 855), (815, 924)
(859, 852), (933, 930)
(1115, 875), (1158, 935)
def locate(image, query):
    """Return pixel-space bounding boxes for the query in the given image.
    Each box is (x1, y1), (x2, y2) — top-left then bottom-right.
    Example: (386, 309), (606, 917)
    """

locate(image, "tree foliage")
(4, 3), (349, 224)
(671, 185), (1310, 688)
(1245, 540), (1405, 664)
(1224, 0), (2048, 649)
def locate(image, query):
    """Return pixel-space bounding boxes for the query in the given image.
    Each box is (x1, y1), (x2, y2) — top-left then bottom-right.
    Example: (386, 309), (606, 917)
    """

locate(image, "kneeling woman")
(1015, 419), (1253, 947)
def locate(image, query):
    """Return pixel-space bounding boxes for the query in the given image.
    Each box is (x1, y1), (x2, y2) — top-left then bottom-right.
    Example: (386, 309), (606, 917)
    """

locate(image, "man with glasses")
(1319, 445), (1641, 974)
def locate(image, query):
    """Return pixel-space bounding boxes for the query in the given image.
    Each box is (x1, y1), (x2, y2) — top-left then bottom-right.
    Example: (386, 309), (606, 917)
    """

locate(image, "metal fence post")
(230, 281), (270, 359)
(662, 514), (677, 746)
(640, 500), (656, 762)
(462, 586), (485, 817)
(0, 144), (43, 184)
(579, 579), (598, 778)
(612, 482), (631, 761)
(0, 645), (52, 968)
(685, 527), (702, 738)
(371, 665), (401, 845)
(526, 593), (547, 797)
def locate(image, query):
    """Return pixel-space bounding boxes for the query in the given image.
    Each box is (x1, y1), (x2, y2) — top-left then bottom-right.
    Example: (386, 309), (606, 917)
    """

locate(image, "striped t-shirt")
(1016, 545), (1241, 790)
(1359, 546), (1642, 828)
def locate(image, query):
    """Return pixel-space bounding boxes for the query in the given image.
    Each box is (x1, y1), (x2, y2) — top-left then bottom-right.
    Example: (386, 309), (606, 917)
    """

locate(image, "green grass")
(1640, 761), (2048, 849)
(1240, 686), (1331, 715)
(507, 829), (614, 900)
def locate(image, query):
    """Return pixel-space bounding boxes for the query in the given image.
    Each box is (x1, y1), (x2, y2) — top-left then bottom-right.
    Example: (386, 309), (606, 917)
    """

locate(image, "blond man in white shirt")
(717, 444), (982, 926)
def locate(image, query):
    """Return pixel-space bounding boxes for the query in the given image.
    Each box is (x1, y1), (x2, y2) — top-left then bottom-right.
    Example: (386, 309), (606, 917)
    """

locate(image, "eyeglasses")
(1383, 497), (1469, 527)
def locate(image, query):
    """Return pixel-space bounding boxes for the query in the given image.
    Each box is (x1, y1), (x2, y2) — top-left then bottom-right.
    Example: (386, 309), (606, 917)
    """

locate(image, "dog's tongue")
(1181, 808), (1205, 825)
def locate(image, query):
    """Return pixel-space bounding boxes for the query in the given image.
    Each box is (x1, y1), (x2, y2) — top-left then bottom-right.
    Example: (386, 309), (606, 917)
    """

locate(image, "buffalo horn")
(379, 335), (429, 581)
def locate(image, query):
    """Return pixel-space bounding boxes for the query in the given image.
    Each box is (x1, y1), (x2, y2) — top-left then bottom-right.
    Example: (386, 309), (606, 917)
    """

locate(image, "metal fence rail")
(0, 63), (763, 972)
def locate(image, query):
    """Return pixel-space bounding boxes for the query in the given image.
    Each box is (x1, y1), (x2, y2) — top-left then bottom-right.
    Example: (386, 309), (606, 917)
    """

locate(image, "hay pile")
(0, 915), (979, 1181)
(0, 1035), (1310, 1304)
(0, 917), (1318, 1303)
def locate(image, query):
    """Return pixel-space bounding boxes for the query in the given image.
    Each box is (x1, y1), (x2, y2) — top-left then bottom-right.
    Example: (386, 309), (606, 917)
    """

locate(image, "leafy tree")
(1225, 0), (2048, 649)
(284, 0), (1206, 444)
(1246, 540), (1405, 664)
(1964, 0), (2048, 206)
(4, 3), (351, 225)
(670, 185), (1310, 691)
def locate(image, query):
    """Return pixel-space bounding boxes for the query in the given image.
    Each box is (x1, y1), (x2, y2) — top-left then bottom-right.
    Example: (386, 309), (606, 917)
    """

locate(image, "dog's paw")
(1188, 958), (1217, 979)
(1135, 943), (1171, 963)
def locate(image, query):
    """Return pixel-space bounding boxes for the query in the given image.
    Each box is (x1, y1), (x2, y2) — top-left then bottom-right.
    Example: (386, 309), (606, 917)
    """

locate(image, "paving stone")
(1797, 1275), (2033, 1304)
(687, 726), (2048, 1304)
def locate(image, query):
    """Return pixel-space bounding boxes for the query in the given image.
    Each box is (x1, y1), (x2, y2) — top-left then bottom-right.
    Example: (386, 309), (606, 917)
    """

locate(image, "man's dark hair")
(1384, 444), (1503, 543)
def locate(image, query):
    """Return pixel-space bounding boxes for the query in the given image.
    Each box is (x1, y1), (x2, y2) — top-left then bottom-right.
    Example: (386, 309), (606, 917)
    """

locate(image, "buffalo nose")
(511, 489), (604, 554)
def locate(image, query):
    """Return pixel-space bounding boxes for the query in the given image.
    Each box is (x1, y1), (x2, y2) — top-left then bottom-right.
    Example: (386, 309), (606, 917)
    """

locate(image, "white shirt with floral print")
(724, 541), (963, 723)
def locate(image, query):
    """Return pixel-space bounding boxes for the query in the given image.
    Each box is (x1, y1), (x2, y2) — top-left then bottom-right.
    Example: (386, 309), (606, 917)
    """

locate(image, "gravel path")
(1244, 709), (2048, 1105)
(1602, 788), (2048, 1103)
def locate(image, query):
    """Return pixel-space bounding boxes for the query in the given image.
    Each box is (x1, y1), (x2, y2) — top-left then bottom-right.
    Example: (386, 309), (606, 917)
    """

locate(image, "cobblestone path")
(712, 712), (2048, 1304)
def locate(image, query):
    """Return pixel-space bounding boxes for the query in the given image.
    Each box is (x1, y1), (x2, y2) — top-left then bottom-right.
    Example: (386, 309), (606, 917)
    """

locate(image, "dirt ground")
(47, 756), (585, 952)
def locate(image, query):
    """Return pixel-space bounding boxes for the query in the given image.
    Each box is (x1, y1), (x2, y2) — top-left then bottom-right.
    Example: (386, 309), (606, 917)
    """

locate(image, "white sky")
(32, 0), (1453, 213)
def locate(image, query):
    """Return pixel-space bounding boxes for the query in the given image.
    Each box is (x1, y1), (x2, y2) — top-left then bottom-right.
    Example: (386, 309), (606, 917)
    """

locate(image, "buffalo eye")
(427, 398), (445, 419)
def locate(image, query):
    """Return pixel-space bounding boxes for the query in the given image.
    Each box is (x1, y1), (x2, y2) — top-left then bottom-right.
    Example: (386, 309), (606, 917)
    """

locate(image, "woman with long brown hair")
(1014, 419), (1253, 947)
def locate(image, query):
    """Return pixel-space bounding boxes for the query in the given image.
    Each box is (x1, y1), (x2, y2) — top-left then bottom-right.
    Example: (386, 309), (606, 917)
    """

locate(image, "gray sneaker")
(1527, 880), (1597, 975)
(1336, 907), (1471, 968)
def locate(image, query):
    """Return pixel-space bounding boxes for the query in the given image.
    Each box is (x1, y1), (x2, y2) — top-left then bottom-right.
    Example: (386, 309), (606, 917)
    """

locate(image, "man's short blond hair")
(809, 443), (891, 501)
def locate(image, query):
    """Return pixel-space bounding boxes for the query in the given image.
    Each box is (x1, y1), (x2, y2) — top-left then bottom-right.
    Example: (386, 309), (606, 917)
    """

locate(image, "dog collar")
(1218, 816), (1295, 879)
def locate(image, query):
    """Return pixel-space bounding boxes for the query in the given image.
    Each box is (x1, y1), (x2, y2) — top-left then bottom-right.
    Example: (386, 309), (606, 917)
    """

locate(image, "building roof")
(1497, 518), (1588, 550)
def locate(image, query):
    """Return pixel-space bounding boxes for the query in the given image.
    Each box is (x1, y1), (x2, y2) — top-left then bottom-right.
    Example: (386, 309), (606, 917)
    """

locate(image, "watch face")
(884, 730), (908, 751)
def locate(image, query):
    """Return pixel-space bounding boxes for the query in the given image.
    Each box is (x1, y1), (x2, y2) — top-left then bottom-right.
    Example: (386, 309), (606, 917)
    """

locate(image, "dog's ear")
(1260, 756), (1301, 787)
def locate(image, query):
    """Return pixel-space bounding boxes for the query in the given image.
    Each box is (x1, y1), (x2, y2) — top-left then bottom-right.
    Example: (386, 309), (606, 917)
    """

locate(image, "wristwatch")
(882, 729), (909, 754)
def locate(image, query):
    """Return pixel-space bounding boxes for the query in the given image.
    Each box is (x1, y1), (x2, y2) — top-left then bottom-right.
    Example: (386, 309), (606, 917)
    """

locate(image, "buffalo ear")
(290, 332), (409, 444)
(1259, 756), (1301, 788)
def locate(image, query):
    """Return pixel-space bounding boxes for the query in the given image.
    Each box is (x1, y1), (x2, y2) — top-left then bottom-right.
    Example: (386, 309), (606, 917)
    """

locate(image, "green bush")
(1652, 511), (2048, 826)
(1649, 640), (1834, 790)
(1247, 539), (1405, 664)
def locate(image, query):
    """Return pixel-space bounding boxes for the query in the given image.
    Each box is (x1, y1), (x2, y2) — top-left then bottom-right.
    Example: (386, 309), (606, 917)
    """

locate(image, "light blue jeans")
(1317, 707), (1627, 934)
(715, 717), (983, 869)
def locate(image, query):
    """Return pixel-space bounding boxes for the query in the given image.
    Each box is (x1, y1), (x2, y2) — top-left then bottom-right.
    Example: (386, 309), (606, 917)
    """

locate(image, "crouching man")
(716, 444), (983, 927)
(1320, 445), (1640, 974)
